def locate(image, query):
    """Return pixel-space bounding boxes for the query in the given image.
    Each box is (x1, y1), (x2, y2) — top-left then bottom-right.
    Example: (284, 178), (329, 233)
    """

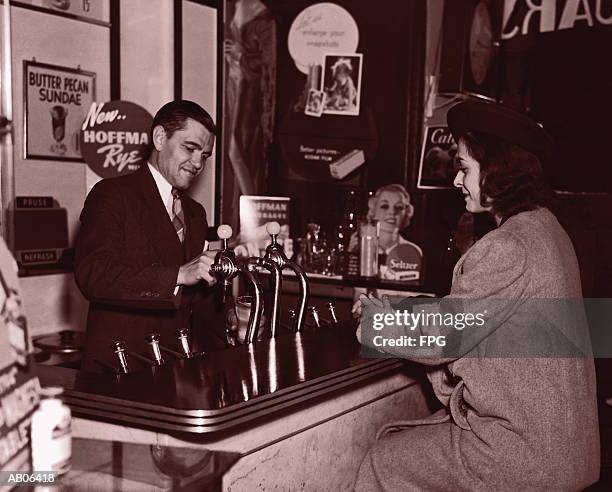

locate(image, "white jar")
(31, 386), (71, 475)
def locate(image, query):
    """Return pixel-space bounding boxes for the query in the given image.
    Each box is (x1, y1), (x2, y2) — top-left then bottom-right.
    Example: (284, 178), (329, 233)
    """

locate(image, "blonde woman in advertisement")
(350, 184), (422, 281)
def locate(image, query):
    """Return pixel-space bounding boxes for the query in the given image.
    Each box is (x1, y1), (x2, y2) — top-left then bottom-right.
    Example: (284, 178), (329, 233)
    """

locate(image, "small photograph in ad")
(322, 53), (363, 116)
(305, 89), (326, 117)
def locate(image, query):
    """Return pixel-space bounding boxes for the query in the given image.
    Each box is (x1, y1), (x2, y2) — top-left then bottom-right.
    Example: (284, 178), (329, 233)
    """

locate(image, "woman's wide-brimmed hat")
(447, 100), (554, 163)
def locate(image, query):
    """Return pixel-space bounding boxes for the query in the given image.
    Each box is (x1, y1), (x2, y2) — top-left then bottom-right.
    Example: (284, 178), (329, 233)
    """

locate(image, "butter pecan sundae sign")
(79, 100), (152, 179)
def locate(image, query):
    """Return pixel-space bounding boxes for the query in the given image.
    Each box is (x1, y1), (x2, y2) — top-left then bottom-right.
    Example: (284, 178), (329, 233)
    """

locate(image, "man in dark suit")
(75, 100), (219, 372)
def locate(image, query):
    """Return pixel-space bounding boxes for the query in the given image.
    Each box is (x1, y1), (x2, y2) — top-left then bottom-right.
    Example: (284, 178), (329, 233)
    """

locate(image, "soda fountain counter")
(36, 224), (437, 490)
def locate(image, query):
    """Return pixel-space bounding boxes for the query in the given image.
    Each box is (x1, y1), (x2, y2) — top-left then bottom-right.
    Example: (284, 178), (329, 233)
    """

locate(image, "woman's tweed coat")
(355, 208), (599, 491)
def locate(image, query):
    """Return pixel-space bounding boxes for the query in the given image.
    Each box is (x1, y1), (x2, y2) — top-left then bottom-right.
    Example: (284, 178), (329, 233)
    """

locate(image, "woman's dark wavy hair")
(457, 130), (555, 222)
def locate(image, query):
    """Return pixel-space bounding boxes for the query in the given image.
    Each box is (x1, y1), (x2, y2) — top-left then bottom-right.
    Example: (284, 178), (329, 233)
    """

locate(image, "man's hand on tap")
(176, 242), (218, 286)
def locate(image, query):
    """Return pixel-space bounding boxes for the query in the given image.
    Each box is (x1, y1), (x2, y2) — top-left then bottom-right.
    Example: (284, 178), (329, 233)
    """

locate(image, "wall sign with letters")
(79, 100), (153, 179)
(24, 61), (95, 161)
(503, 0), (612, 40)
(13, 196), (69, 268)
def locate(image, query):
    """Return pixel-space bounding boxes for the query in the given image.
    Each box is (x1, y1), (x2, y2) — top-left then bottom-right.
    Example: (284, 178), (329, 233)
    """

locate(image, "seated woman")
(354, 101), (599, 491)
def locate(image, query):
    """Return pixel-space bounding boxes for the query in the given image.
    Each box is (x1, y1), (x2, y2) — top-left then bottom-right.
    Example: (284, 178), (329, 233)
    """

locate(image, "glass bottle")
(340, 190), (359, 276)
(31, 387), (71, 475)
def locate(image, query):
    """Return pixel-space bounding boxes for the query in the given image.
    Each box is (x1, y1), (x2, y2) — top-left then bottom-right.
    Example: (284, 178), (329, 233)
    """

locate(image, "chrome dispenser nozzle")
(310, 306), (321, 328)
(146, 333), (164, 365)
(327, 302), (338, 324)
(112, 341), (129, 374)
(178, 329), (193, 358)
(210, 224), (264, 344)
(212, 225), (237, 303)
(264, 221), (309, 332)
(247, 256), (282, 339)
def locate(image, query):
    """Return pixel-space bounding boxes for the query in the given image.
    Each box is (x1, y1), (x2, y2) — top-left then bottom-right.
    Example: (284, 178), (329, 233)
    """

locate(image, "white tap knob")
(266, 221), (281, 236)
(217, 224), (233, 240)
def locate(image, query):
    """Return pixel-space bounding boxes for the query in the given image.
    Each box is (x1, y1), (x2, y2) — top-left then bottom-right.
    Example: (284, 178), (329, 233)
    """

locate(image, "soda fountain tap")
(327, 302), (339, 324)
(146, 333), (164, 365)
(214, 224), (237, 303)
(308, 304), (337, 328)
(263, 222), (309, 331)
(178, 329), (193, 358)
(280, 309), (297, 332)
(112, 341), (129, 374)
(211, 224), (264, 344)
(246, 256), (282, 339)
(310, 306), (321, 328)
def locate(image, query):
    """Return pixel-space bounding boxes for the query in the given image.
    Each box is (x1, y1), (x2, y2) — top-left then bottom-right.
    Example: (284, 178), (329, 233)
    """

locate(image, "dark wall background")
(265, 0), (426, 234)
(531, 26), (612, 192)
(501, 1), (612, 192)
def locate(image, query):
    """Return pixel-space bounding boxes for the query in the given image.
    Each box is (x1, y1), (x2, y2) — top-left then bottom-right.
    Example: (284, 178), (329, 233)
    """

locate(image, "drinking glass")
(359, 219), (380, 277)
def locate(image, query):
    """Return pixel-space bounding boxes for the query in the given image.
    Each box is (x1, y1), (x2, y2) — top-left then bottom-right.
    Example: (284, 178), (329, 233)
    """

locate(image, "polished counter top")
(39, 322), (410, 435)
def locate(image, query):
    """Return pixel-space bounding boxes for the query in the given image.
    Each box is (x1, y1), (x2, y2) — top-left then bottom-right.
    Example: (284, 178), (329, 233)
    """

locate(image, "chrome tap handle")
(112, 341), (129, 374)
(218, 224), (232, 250)
(146, 333), (164, 365)
(327, 302), (339, 324)
(310, 306), (321, 328)
(211, 224), (239, 302)
(240, 267), (264, 344)
(287, 262), (309, 332)
(264, 221), (310, 332)
(210, 224), (265, 345)
(178, 328), (193, 358)
(248, 257), (282, 339)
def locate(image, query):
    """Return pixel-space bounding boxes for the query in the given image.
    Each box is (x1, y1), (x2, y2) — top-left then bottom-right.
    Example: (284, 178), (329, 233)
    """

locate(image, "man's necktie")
(171, 188), (185, 243)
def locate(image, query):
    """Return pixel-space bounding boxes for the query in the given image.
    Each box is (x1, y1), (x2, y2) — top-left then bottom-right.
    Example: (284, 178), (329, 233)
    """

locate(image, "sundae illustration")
(50, 105), (68, 156)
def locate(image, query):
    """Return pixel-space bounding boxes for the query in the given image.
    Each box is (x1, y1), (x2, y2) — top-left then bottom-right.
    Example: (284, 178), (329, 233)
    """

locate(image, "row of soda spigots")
(110, 329), (191, 374)
(305, 302), (339, 328)
(109, 302), (340, 374)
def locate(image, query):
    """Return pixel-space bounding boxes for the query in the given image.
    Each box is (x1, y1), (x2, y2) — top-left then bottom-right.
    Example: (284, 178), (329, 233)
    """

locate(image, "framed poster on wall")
(23, 60), (96, 161)
(13, 0), (110, 24)
(417, 125), (457, 189)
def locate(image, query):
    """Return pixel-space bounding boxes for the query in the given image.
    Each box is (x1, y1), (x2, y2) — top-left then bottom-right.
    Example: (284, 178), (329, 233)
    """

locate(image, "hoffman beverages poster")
(238, 196), (291, 258)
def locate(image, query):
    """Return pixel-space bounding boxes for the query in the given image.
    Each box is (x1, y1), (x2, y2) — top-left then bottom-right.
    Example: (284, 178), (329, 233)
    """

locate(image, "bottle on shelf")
(31, 386), (72, 475)
(340, 189), (360, 277)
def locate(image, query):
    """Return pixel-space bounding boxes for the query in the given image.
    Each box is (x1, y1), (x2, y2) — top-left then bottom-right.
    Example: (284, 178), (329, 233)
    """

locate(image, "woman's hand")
(354, 294), (394, 344)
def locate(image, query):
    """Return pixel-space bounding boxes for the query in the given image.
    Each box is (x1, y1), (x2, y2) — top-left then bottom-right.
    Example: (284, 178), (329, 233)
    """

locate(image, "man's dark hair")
(458, 130), (555, 222)
(151, 100), (216, 141)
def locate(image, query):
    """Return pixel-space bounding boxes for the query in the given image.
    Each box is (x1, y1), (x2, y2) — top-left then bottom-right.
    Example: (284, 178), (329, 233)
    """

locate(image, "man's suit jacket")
(75, 165), (213, 372)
